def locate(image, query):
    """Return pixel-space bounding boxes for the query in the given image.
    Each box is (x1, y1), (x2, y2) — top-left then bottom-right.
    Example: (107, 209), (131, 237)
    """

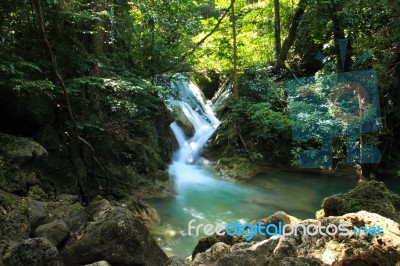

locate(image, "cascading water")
(149, 75), (357, 257)
(166, 75), (221, 190)
(166, 76), (220, 160)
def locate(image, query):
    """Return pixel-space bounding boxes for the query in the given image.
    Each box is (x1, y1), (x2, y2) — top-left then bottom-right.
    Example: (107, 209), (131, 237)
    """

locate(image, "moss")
(322, 181), (400, 222)
(216, 157), (259, 179)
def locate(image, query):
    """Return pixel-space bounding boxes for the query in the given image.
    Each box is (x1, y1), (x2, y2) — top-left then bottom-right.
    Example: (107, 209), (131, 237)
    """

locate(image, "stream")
(149, 76), (360, 257)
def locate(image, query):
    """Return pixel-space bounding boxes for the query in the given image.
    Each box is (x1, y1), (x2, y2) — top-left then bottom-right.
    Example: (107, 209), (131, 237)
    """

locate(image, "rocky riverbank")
(176, 181), (400, 266)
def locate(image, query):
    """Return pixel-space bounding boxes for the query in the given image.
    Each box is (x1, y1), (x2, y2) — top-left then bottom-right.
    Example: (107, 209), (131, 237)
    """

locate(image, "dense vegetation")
(1, 0), (400, 196)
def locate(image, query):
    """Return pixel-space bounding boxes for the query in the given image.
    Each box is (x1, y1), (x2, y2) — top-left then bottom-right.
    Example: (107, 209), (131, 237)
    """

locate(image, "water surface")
(149, 166), (358, 257)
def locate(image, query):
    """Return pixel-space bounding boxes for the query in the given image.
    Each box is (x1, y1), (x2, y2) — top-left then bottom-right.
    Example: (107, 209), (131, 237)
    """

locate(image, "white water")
(150, 76), (358, 257)
(168, 76), (220, 165)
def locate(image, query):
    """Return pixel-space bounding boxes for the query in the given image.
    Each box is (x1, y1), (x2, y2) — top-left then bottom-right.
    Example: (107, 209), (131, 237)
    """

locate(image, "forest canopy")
(1, 0), (400, 172)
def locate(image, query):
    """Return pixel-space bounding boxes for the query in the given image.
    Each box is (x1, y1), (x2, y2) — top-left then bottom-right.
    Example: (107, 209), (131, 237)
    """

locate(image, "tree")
(274, 0), (281, 60)
(231, 0), (238, 100)
(274, 0), (307, 72)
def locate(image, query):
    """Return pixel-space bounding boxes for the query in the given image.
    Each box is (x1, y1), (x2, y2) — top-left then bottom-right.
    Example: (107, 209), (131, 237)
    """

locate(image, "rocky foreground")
(1, 132), (400, 265)
(184, 211), (400, 266)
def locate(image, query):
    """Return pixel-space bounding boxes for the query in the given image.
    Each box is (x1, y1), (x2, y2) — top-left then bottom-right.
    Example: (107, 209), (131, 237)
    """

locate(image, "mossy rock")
(216, 157), (258, 179)
(321, 181), (400, 222)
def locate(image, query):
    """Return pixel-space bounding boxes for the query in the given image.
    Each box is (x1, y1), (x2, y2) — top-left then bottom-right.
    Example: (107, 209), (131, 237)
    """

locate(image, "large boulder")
(34, 219), (70, 247)
(3, 238), (60, 266)
(0, 133), (47, 196)
(60, 199), (169, 265)
(188, 211), (400, 266)
(320, 181), (400, 223)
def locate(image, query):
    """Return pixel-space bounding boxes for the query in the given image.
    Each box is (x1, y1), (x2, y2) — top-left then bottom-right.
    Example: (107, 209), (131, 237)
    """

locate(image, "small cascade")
(166, 75), (220, 164)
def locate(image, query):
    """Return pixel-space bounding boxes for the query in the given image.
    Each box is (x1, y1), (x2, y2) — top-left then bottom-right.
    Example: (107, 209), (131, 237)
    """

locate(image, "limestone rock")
(168, 256), (187, 266)
(191, 242), (231, 266)
(189, 211), (400, 266)
(3, 238), (60, 266)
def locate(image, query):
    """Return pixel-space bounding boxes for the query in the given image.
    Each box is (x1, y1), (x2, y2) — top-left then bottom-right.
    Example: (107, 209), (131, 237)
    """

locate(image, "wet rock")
(34, 219), (70, 247)
(320, 181), (400, 223)
(216, 157), (260, 179)
(3, 238), (59, 266)
(61, 199), (169, 266)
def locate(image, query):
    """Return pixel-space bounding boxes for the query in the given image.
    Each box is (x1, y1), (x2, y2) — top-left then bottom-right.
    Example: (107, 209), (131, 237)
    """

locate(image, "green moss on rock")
(321, 181), (400, 222)
(216, 157), (259, 179)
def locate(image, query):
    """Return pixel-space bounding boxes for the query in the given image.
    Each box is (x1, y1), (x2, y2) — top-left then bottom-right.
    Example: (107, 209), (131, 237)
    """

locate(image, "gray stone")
(3, 238), (59, 266)
(35, 219), (70, 247)
(169, 256), (186, 266)
(0, 133), (47, 165)
(61, 199), (169, 266)
(189, 211), (400, 266)
(191, 242), (231, 266)
(28, 200), (49, 230)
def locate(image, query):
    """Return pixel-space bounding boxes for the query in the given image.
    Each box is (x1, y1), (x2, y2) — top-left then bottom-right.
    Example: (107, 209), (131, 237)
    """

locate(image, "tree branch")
(33, 0), (110, 192)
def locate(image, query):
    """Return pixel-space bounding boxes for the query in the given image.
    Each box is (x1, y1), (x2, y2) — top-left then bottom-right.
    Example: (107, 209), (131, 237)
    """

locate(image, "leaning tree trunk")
(273, 0), (307, 72)
(274, 0), (281, 60)
(231, 0), (238, 100)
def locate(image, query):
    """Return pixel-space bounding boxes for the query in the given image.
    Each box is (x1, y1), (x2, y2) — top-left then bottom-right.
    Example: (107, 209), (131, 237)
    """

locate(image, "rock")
(57, 193), (79, 202)
(34, 219), (70, 247)
(190, 242), (231, 266)
(125, 197), (161, 230)
(321, 181), (400, 222)
(84, 261), (111, 266)
(152, 170), (170, 182)
(27, 184), (47, 200)
(0, 204), (29, 242)
(189, 211), (400, 266)
(191, 233), (242, 259)
(191, 211), (297, 259)
(168, 256), (186, 266)
(251, 211), (300, 241)
(0, 133), (47, 165)
(0, 133), (47, 196)
(216, 157), (260, 179)
(61, 199), (169, 266)
(3, 238), (60, 266)
(28, 200), (49, 231)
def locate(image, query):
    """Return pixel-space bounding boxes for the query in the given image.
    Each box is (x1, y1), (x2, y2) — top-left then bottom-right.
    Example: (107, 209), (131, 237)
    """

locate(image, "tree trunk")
(231, 0), (238, 100)
(274, 0), (281, 60)
(273, 0), (307, 72)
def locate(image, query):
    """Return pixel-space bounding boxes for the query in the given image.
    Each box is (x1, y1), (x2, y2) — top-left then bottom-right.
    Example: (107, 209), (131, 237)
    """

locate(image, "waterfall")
(166, 75), (220, 164)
